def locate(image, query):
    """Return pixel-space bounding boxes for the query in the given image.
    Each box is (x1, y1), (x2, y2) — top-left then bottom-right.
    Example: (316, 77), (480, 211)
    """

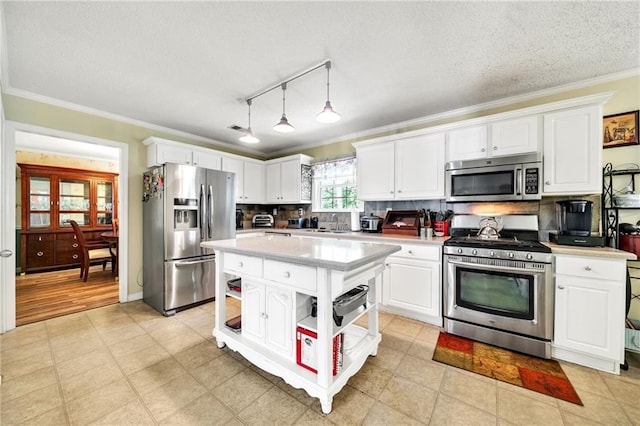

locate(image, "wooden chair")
(111, 218), (119, 233)
(69, 220), (116, 282)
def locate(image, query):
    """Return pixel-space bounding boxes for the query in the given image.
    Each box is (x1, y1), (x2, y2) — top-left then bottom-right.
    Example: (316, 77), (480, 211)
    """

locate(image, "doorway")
(1, 122), (129, 332)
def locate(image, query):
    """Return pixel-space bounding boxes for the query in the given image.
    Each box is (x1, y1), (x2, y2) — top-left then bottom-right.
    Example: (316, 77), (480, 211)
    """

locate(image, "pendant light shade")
(239, 99), (260, 143)
(273, 83), (295, 133)
(316, 61), (340, 123)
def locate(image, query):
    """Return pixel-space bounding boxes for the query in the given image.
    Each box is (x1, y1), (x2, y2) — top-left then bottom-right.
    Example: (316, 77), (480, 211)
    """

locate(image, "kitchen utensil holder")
(434, 220), (449, 237)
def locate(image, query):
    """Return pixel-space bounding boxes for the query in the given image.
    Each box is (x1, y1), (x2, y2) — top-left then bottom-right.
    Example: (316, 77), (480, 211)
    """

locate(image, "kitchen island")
(201, 235), (401, 413)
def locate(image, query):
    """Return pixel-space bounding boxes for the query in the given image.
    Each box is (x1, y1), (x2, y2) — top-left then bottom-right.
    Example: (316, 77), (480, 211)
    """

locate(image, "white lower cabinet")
(242, 280), (294, 359)
(552, 254), (626, 374)
(381, 244), (441, 326)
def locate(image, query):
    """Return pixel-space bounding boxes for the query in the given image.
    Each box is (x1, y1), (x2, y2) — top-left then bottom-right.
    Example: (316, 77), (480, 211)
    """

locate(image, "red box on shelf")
(434, 220), (449, 236)
(296, 326), (343, 376)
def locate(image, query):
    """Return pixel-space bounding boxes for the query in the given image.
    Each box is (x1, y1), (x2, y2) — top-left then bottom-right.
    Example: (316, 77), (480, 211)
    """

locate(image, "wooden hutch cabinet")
(19, 164), (118, 273)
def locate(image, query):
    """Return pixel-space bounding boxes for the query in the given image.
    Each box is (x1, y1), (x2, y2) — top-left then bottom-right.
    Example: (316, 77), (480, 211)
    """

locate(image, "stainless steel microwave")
(445, 153), (542, 202)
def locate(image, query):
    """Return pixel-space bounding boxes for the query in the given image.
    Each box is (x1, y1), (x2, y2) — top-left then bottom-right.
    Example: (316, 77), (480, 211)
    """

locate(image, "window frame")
(311, 157), (363, 213)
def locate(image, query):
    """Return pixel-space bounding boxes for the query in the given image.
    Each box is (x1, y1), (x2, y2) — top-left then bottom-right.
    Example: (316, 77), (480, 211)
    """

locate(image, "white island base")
(204, 235), (400, 414)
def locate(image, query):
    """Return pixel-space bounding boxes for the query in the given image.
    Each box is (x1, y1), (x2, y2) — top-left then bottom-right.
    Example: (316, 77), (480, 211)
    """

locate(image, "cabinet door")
(58, 178), (90, 227)
(490, 116), (539, 157)
(153, 144), (193, 166)
(25, 234), (55, 269)
(395, 133), (445, 199)
(265, 287), (293, 358)
(383, 257), (440, 319)
(243, 161), (264, 203)
(279, 160), (301, 203)
(26, 176), (52, 229)
(446, 125), (488, 161)
(55, 232), (81, 265)
(222, 157), (245, 202)
(554, 275), (624, 361)
(356, 142), (394, 200)
(242, 280), (265, 342)
(265, 163), (281, 202)
(543, 105), (601, 194)
(193, 150), (222, 170)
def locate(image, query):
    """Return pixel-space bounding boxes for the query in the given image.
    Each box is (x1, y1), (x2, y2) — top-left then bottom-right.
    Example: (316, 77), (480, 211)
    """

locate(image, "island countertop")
(201, 234), (401, 271)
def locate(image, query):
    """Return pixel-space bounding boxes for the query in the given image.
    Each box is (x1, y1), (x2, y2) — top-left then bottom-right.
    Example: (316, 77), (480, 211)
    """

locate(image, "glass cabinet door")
(96, 181), (114, 225)
(29, 176), (51, 228)
(59, 179), (90, 226)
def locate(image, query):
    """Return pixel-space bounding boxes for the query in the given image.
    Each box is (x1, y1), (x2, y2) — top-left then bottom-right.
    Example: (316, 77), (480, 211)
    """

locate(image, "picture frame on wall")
(603, 110), (639, 149)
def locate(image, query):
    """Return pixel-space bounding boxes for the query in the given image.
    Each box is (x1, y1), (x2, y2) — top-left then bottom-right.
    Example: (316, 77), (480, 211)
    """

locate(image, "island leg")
(320, 397), (333, 414)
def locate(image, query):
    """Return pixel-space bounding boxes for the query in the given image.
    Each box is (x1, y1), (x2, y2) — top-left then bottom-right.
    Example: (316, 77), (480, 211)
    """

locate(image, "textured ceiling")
(2, 1), (639, 157)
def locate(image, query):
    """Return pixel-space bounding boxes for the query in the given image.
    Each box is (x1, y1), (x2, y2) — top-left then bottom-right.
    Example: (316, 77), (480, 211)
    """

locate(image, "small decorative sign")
(603, 110), (639, 149)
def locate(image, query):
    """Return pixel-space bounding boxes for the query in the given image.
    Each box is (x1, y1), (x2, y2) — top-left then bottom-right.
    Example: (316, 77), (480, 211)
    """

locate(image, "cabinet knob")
(493, 146), (497, 150)
(73, 243), (79, 248)
(397, 189), (402, 193)
(261, 312), (268, 319)
(407, 250), (413, 254)
(72, 254), (79, 259)
(37, 251), (44, 257)
(584, 266), (592, 271)
(238, 261), (244, 268)
(389, 191), (394, 194)
(38, 236), (42, 242)
(481, 148), (486, 152)
(283, 271), (291, 278)
(558, 285), (565, 290)
(545, 181), (551, 185)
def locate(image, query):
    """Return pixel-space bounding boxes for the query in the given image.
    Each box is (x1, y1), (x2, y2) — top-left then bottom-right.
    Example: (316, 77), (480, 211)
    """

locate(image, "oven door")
(446, 164), (523, 202)
(443, 255), (552, 340)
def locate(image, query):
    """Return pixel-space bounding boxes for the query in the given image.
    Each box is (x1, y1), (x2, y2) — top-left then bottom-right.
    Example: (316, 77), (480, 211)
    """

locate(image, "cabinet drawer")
(555, 255), (626, 282)
(264, 259), (317, 292)
(224, 252), (263, 276)
(391, 244), (440, 261)
(26, 233), (55, 243)
(55, 240), (81, 264)
(26, 242), (55, 268)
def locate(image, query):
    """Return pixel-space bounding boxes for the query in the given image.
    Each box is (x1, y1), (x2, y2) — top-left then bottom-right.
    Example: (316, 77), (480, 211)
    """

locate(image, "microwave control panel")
(524, 168), (539, 194)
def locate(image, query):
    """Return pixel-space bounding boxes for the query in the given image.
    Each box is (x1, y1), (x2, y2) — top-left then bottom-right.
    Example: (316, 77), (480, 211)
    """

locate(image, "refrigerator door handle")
(199, 184), (206, 240)
(208, 184), (214, 239)
(175, 258), (216, 267)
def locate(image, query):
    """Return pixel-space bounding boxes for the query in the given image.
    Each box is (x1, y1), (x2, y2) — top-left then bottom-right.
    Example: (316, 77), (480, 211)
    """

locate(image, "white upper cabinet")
(543, 105), (602, 195)
(489, 116), (539, 157)
(221, 156), (264, 204)
(264, 154), (312, 204)
(446, 125), (488, 162)
(145, 137), (222, 169)
(355, 133), (445, 201)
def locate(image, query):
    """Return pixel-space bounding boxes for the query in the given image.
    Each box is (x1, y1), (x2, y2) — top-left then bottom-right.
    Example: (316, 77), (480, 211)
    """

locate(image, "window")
(312, 157), (363, 212)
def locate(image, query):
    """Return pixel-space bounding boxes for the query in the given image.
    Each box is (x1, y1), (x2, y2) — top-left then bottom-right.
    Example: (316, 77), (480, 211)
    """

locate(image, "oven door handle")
(447, 258), (547, 274)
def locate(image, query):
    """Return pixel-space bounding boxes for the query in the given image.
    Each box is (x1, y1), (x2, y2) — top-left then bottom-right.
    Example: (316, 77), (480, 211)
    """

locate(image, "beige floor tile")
(128, 357), (188, 395)
(66, 378), (137, 426)
(96, 322), (146, 346)
(394, 353), (446, 391)
(238, 386), (307, 424)
(384, 316), (423, 339)
(379, 329), (414, 353)
(620, 401), (640, 424)
(429, 393), (497, 425)
(560, 410), (608, 426)
(557, 387), (632, 425)
(0, 383), (63, 425)
(0, 322), (48, 351)
(378, 376), (438, 423)
(293, 408), (334, 425)
(602, 374), (640, 407)
(362, 401), (424, 425)
(1, 349), (54, 381)
(440, 367), (497, 414)
(59, 362), (124, 402)
(377, 311), (397, 331)
(148, 319), (195, 342)
(211, 369), (274, 412)
(274, 378), (319, 406)
(496, 378), (561, 408)
(107, 333), (156, 358)
(159, 393), (235, 425)
(320, 385), (375, 424)
(155, 329), (207, 355)
(191, 352), (247, 390)
(46, 314), (95, 339)
(1, 338), (51, 365)
(172, 336), (220, 372)
(89, 313), (136, 334)
(0, 366), (57, 404)
(89, 400), (155, 425)
(55, 347), (115, 381)
(406, 338), (436, 361)
(115, 342), (171, 375)
(348, 361), (394, 398)
(414, 323), (442, 343)
(561, 362), (615, 400)
(50, 333), (105, 361)
(367, 343), (404, 372)
(17, 406), (68, 426)
(141, 374), (208, 422)
(497, 388), (564, 425)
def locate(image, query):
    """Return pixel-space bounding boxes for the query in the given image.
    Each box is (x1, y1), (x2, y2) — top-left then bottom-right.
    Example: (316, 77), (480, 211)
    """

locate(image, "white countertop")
(544, 242), (637, 260)
(201, 234), (401, 271)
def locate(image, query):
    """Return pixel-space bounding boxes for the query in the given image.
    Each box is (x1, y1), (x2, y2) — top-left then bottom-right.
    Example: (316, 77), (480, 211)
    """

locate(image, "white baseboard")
(127, 292), (143, 302)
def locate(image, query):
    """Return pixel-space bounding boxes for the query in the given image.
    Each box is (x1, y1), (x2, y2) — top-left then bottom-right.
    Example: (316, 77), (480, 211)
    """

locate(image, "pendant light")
(273, 83), (295, 133)
(239, 99), (259, 143)
(316, 61), (341, 124)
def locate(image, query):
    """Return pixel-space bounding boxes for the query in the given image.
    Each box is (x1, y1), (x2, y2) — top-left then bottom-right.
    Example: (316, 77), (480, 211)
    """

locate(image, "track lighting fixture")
(273, 83), (295, 133)
(239, 99), (259, 143)
(316, 62), (341, 123)
(233, 59), (340, 143)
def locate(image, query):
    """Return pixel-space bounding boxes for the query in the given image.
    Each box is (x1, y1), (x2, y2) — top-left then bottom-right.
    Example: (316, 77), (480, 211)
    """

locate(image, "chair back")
(112, 218), (119, 233)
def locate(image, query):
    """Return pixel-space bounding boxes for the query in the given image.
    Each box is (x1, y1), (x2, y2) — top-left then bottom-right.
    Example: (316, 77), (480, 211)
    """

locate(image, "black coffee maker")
(552, 200), (604, 246)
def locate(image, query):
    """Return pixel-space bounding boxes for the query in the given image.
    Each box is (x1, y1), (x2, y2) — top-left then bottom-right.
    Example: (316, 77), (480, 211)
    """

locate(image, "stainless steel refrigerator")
(143, 162), (235, 316)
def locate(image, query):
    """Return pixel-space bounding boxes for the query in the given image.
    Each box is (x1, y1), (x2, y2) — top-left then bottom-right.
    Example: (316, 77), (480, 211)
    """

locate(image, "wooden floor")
(16, 265), (119, 326)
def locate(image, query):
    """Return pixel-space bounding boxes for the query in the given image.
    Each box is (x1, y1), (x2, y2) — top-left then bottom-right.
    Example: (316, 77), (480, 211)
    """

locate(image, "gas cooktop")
(444, 235), (551, 253)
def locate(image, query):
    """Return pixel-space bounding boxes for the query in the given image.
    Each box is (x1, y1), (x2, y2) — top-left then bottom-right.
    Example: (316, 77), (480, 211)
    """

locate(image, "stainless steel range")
(443, 214), (553, 358)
